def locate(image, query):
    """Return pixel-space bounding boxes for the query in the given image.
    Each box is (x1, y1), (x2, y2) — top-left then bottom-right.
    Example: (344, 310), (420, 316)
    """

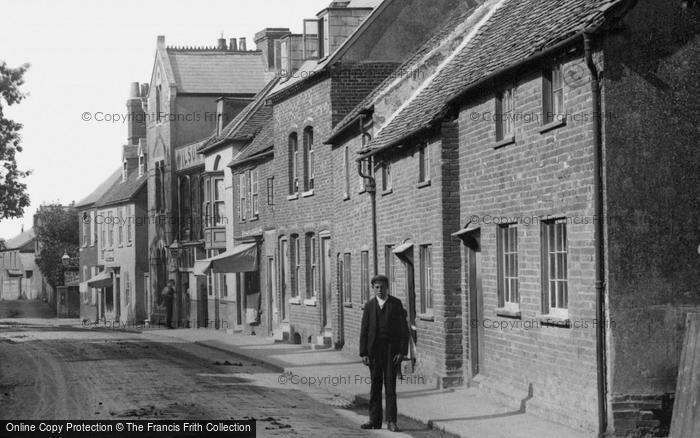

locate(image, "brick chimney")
(217, 36), (227, 50)
(254, 28), (291, 71)
(229, 38), (238, 51)
(127, 82), (146, 145)
(239, 37), (247, 51)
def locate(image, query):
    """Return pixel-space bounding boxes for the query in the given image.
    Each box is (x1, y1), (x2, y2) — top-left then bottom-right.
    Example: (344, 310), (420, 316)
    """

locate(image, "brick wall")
(456, 56), (599, 432)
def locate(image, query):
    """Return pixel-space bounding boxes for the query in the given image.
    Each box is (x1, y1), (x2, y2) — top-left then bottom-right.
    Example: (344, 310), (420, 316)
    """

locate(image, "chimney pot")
(239, 37), (247, 51)
(217, 37), (227, 50)
(129, 82), (140, 98)
(230, 38), (238, 51)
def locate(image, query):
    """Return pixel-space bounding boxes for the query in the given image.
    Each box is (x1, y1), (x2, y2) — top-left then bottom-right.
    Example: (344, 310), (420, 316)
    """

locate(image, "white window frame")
(542, 218), (568, 318)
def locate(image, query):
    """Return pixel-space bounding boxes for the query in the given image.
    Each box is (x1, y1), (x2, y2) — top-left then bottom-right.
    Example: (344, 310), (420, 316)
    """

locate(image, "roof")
(269, 0), (391, 100)
(4, 228), (35, 250)
(327, 0), (481, 142)
(228, 121), (275, 168)
(365, 0), (633, 155)
(75, 168), (123, 207)
(94, 168), (147, 208)
(166, 49), (272, 95)
(199, 77), (280, 154)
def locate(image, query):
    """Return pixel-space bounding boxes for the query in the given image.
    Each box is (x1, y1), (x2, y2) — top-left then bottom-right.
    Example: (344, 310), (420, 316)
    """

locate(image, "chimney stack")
(217, 35), (227, 50)
(129, 82), (140, 98)
(255, 28), (291, 71)
(239, 37), (247, 51)
(127, 82), (146, 145)
(229, 38), (238, 51)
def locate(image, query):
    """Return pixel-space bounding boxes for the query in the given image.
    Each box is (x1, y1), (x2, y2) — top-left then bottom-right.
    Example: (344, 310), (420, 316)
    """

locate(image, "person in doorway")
(359, 274), (409, 432)
(161, 279), (175, 329)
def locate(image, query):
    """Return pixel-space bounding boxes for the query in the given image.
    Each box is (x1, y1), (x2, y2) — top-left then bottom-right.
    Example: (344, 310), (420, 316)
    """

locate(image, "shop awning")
(87, 271), (112, 288)
(194, 242), (258, 276)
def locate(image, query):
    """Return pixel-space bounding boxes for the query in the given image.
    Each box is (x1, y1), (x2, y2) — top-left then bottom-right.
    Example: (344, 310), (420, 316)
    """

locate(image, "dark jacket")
(359, 295), (409, 357)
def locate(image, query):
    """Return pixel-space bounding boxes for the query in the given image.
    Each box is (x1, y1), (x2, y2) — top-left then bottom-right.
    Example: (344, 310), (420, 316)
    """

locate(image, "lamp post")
(168, 240), (183, 327)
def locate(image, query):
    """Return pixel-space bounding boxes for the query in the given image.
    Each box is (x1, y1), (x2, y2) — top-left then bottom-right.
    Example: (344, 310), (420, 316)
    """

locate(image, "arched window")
(303, 127), (314, 191)
(213, 155), (221, 171)
(288, 133), (298, 194)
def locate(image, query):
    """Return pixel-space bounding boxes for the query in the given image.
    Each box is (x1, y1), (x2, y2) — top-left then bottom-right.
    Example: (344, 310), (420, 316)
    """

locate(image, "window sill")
(343, 302), (353, 308)
(417, 180), (431, 189)
(418, 313), (434, 322)
(536, 314), (571, 328)
(301, 190), (314, 198)
(343, 194), (350, 201)
(495, 307), (521, 319)
(286, 193), (299, 201)
(289, 297), (302, 305)
(249, 216), (259, 222)
(381, 188), (393, 196)
(539, 117), (567, 134)
(494, 135), (516, 149)
(303, 298), (317, 307)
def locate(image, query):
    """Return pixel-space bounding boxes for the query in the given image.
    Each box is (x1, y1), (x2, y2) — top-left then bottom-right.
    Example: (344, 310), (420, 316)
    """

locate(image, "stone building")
(0, 228), (46, 301)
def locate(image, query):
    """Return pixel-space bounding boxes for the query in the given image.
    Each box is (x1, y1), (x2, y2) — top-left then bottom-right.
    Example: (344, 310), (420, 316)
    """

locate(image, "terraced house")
(326, 0), (700, 435)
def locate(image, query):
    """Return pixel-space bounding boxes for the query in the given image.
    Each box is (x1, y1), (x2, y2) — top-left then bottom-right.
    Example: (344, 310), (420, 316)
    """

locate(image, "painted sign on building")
(175, 143), (205, 171)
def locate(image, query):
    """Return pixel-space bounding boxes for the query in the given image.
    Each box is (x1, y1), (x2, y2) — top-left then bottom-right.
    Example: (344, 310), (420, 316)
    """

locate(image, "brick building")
(331, 0), (700, 435)
(145, 35), (271, 326)
(0, 228), (46, 301)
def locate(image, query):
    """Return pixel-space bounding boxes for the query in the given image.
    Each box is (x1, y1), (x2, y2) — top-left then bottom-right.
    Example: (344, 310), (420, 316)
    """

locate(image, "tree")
(0, 61), (32, 220)
(34, 204), (79, 289)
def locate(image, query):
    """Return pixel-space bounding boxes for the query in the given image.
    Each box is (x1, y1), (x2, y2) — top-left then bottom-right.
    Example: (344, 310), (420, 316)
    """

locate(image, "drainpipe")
(584, 30), (608, 438)
(357, 114), (378, 276)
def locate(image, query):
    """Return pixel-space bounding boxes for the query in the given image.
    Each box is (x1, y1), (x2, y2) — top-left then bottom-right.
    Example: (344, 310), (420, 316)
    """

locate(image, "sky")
(0, 0), (331, 240)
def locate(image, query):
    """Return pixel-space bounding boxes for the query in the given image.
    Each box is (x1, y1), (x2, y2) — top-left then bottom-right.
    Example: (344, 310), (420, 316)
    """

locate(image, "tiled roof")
(75, 167), (123, 208)
(327, 0), (480, 142)
(199, 77), (279, 154)
(94, 169), (147, 208)
(366, 0), (631, 154)
(4, 228), (35, 250)
(166, 50), (272, 95)
(228, 121), (275, 168)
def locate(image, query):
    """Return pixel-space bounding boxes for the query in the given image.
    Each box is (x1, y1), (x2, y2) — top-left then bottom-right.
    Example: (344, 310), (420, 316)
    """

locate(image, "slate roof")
(76, 168), (123, 208)
(228, 121), (275, 168)
(326, 0), (481, 142)
(4, 228), (35, 250)
(166, 50), (272, 95)
(364, 0), (633, 154)
(199, 77), (280, 154)
(94, 168), (147, 208)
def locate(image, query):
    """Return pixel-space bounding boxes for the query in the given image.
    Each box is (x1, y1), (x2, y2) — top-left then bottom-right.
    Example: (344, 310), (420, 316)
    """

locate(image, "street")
(0, 301), (445, 438)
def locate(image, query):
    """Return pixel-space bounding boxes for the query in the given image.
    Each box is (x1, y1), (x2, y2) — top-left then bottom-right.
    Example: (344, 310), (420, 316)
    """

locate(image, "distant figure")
(161, 279), (175, 329)
(359, 274), (409, 432)
(183, 282), (191, 328)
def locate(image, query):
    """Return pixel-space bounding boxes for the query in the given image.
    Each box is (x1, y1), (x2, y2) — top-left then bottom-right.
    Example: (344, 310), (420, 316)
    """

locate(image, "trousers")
(369, 338), (399, 424)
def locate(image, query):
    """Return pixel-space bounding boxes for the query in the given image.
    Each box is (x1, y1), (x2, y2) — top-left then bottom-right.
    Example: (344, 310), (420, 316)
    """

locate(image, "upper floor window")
(155, 84), (163, 123)
(117, 207), (124, 245)
(239, 173), (247, 221)
(303, 127), (314, 192)
(213, 177), (225, 226)
(543, 61), (565, 125)
(343, 146), (350, 199)
(82, 212), (89, 246)
(496, 85), (516, 142)
(418, 142), (430, 183)
(381, 161), (392, 193)
(122, 161), (128, 182)
(138, 152), (146, 177)
(288, 133), (299, 195)
(154, 160), (165, 212)
(542, 218), (568, 317)
(360, 133), (372, 192)
(303, 19), (321, 60)
(107, 211), (114, 248)
(497, 224), (519, 310)
(126, 205), (132, 244)
(280, 39), (290, 74)
(250, 169), (259, 218)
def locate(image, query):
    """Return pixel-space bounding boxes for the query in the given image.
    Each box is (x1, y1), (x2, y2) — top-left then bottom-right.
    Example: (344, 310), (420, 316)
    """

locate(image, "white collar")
(376, 296), (387, 308)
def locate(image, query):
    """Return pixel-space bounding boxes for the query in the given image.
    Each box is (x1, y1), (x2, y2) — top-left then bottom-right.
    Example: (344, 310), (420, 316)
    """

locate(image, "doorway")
(321, 236), (332, 330)
(279, 238), (289, 321)
(462, 229), (483, 378)
(267, 257), (276, 335)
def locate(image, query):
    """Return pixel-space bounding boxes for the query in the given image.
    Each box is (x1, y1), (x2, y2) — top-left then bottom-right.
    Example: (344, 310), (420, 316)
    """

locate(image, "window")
(250, 169), (259, 218)
(213, 178), (224, 226)
(343, 253), (352, 304)
(126, 205), (132, 244)
(543, 61), (565, 124)
(306, 233), (317, 299)
(138, 151), (146, 177)
(361, 251), (369, 303)
(322, 15), (330, 59)
(267, 177), (274, 206)
(303, 127), (314, 191)
(90, 211), (96, 246)
(496, 86), (515, 141)
(290, 235), (300, 297)
(418, 142), (430, 183)
(419, 244), (433, 314)
(108, 211), (114, 248)
(303, 19), (320, 60)
(288, 133), (299, 195)
(274, 40), (283, 71)
(497, 224), (519, 310)
(385, 245), (395, 295)
(100, 218), (106, 251)
(542, 219), (568, 317)
(155, 163), (162, 211)
(122, 161), (128, 182)
(155, 160), (165, 212)
(155, 84), (162, 123)
(82, 212), (89, 246)
(222, 274), (228, 298)
(280, 39), (289, 74)
(117, 207), (123, 245)
(343, 146), (350, 199)
(203, 176), (211, 227)
(382, 161), (392, 192)
(239, 173), (247, 221)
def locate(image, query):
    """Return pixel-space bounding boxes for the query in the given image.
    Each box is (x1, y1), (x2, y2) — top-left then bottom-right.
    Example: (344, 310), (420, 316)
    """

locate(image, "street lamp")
(61, 250), (71, 267)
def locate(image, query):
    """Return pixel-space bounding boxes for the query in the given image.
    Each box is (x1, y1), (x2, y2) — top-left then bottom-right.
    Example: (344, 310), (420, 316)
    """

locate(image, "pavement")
(129, 326), (594, 438)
